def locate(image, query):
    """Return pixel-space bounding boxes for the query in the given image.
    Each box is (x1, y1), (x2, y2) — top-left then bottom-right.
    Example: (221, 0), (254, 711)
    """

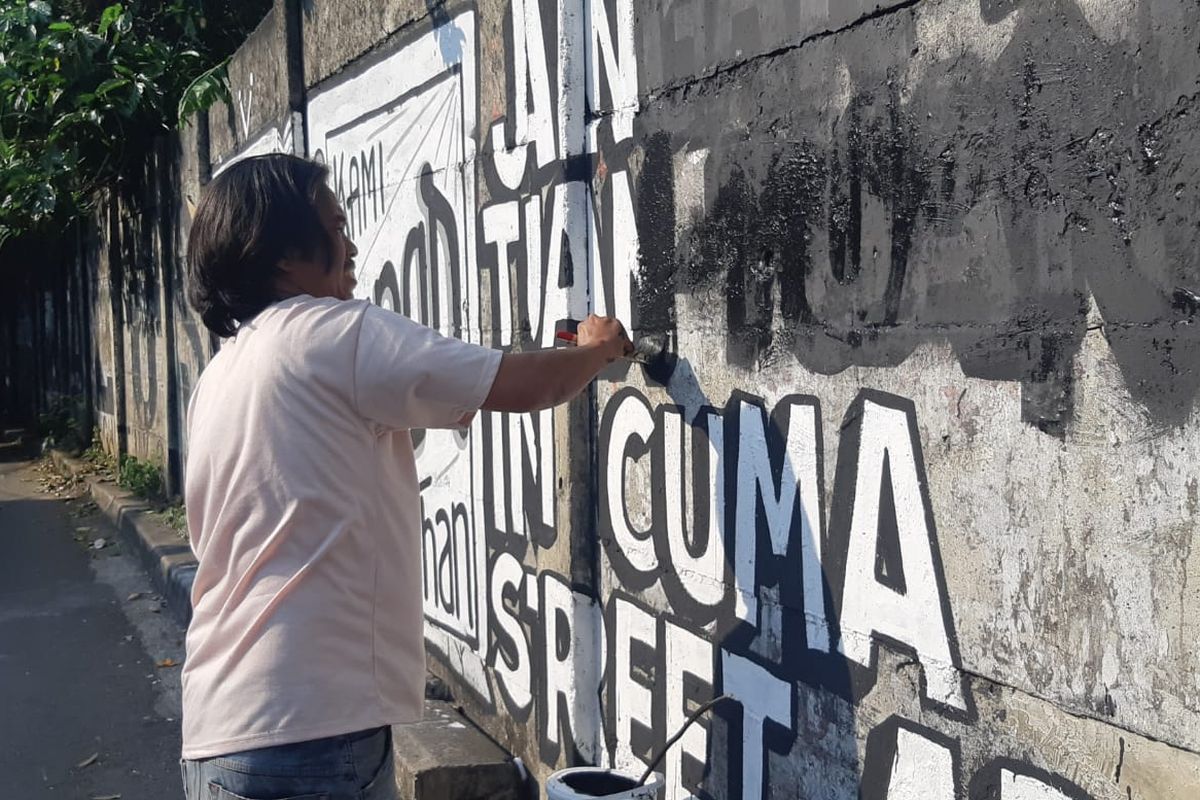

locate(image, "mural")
(307, 9), (495, 701)
(16, 0), (1190, 796)
(635, 0), (1200, 433)
(296, 1), (1200, 798)
(23, 0), (1195, 796)
(57, 0), (1198, 797)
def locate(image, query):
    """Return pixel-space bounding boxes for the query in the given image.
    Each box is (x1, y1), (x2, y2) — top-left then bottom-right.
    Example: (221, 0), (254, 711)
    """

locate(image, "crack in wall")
(642, 0), (926, 105)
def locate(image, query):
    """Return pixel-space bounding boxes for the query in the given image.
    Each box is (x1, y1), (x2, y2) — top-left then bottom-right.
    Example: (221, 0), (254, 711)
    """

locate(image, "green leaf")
(176, 55), (229, 125)
(0, 0), (264, 242)
(98, 4), (122, 37)
(95, 77), (129, 96)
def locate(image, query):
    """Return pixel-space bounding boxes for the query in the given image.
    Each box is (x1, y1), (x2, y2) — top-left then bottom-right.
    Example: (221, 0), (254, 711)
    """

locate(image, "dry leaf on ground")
(156, 658), (179, 668)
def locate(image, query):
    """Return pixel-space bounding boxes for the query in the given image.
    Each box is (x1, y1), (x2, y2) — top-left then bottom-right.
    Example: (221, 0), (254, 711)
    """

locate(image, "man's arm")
(482, 315), (629, 413)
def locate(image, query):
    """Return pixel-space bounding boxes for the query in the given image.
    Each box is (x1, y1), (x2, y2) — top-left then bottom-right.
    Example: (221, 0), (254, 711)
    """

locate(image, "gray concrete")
(0, 456), (186, 799)
(392, 699), (526, 800)
(207, 4), (294, 169)
(300, 0), (432, 90)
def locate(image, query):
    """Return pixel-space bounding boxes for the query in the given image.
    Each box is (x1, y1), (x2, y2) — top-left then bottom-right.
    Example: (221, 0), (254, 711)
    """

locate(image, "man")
(179, 153), (628, 799)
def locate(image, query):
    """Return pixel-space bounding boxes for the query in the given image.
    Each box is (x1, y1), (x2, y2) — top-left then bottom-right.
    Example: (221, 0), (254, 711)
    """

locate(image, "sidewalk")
(0, 450), (184, 798)
(46, 447), (526, 800)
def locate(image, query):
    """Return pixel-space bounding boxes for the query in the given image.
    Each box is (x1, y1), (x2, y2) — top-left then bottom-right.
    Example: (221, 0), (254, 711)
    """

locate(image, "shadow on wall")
(597, 360), (875, 798)
(635, 0), (1200, 433)
(425, 0), (466, 65)
(595, 353), (1089, 797)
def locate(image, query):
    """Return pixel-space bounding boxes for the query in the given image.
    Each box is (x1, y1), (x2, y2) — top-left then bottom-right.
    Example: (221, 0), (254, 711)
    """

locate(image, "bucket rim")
(545, 767), (665, 799)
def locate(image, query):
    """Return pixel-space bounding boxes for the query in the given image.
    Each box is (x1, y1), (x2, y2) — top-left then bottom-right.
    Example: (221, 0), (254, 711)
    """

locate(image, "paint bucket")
(545, 767), (665, 800)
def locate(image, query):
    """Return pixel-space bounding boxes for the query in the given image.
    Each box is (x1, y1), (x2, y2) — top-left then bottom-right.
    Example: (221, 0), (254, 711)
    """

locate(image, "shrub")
(118, 453), (162, 500)
(37, 394), (88, 454)
(157, 502), (187, 537)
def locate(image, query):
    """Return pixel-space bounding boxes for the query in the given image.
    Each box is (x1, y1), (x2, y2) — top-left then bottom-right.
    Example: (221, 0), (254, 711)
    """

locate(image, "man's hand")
(482, 315), (634, 413)
(576, 314), (632, 362)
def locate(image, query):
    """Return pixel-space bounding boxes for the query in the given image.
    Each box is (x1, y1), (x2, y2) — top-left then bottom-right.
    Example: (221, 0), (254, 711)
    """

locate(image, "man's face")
(280, 186), (358, 301)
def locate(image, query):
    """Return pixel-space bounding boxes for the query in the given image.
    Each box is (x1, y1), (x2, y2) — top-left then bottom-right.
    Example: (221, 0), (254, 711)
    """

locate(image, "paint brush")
(554, 329), (669, 369)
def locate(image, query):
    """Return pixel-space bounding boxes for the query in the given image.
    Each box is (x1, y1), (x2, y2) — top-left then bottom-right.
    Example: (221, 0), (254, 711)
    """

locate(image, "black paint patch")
(636, 132), (677, 333)
(634, 2), (1200, 428)
(873, 452), (907, 596)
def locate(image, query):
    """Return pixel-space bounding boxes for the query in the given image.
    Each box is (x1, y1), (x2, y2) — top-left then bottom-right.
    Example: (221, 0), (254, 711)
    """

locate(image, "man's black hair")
(187, 153), (333, 337)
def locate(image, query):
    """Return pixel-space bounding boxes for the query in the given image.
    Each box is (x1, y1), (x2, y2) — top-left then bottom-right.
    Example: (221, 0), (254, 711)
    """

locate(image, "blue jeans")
(180, 726), (398, 800)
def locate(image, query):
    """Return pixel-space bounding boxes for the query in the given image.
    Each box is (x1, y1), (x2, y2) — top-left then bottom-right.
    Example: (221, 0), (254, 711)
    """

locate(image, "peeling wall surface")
(29, 0), (1200, 797)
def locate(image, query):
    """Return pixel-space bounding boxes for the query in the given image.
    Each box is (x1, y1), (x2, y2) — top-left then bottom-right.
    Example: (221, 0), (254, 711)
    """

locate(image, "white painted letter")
(664, 621), (712, 800)
(663, 408), (725, 607)
(487, 0), (556, 185)
(586, 0), (638, 143)
(588, 170), (638, 324)
(613, 597), (656, 774)
(605, 392), (658, 575)
(720, 650), (792, 800)
(542, 574), (604, 762)
(734, 400), (828, 651)
(1002, 770), (1077, 800)
(886, 727), (955, 800)
(481, 201), (520, 346)
(490, 552), (532, 711)
(838, 399), (965, 710)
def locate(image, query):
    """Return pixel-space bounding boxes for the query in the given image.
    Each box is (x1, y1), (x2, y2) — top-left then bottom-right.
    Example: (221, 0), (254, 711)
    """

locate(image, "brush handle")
(555, 331), (578, 345)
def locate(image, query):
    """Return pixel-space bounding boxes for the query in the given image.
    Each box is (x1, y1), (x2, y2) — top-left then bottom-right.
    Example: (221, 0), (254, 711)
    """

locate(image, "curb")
(49, 449), (197, 629)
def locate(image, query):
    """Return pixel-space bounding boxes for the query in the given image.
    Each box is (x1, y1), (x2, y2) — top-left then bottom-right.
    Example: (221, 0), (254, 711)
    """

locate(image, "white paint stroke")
(665, 621), (712, 800)
(903, 0), (1021, 101)
(888, 727), (955, 800)
(1001, 769), (1075, 800)
(720, 650), (792, 800)
(614, 596), (656, 773)
(606, 392), (659, 575)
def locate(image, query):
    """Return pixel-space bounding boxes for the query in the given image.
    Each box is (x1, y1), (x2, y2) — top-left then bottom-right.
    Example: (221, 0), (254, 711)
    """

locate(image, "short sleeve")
(353, 304), (502, 431)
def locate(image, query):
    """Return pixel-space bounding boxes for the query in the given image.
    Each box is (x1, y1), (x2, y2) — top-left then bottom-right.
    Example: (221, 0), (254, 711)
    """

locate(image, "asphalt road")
(0, 449), (187, 800)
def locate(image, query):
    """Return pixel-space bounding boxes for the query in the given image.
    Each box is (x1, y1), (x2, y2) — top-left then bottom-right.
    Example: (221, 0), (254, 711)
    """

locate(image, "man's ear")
(275, 250), (301, 275)
(272, 253), (304, 296)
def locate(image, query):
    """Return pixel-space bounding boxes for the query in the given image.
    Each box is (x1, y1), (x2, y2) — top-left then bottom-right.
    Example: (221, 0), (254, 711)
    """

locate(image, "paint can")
(544, 767), (665, 800)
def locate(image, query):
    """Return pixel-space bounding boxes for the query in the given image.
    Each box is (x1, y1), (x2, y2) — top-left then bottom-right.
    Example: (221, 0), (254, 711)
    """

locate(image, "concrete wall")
(19, 0), (1199, 797)
(0, 113), (214, 492)
(87, 134), (208, 495)
(290, 0), (1200, 796)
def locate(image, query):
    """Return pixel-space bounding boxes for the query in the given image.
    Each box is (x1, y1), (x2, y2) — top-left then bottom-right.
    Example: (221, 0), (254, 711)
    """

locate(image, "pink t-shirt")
(180, 295), (501, 759)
